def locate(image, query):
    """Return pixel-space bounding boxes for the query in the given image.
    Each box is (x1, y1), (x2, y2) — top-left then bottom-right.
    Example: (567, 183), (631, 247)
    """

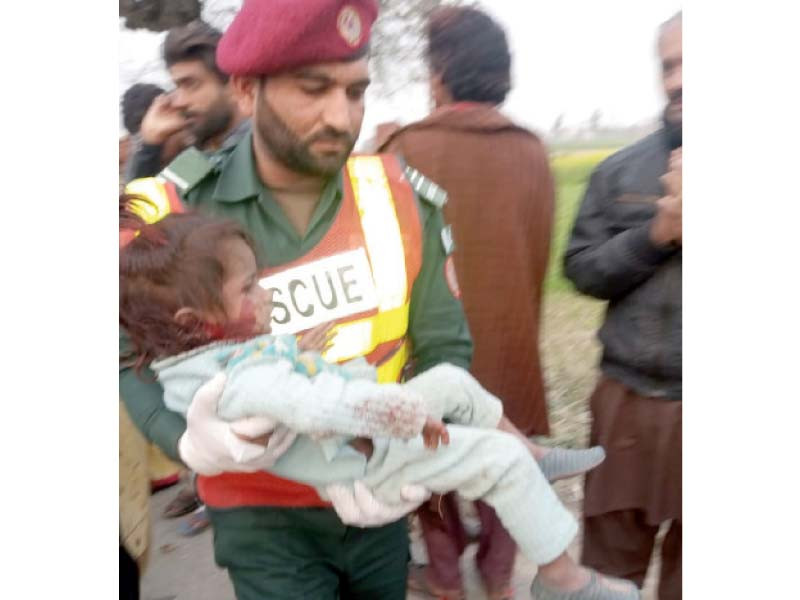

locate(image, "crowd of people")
(119, 2), (682, 599)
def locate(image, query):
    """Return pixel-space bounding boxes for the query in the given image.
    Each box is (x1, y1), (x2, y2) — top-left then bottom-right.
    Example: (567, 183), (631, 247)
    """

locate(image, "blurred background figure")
(121, 82), (190, 182)
(379, 6), (555, 599)
(121, 19), (252, 537)
(116, 212), (189, 496)
(564, 11), (682, 600)
(119, 131), (132, 187)
(124, 19), (248, 182)
(120, 400), (151, 600)
(369, 121), (402, 150)
(120, 82), (205, 530)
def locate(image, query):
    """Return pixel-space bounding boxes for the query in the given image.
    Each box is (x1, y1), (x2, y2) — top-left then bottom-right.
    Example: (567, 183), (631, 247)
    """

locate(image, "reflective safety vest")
(120, 176), (185, 247)
(260, 155), (422, 383)
(125, 155), (423, 508)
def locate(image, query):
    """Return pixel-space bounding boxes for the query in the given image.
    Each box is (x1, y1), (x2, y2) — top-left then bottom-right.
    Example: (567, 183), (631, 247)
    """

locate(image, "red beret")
(217, 0), (379, 76)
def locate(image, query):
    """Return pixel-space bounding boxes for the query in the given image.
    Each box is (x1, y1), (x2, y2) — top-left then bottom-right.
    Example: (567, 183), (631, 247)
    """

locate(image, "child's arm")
(218, 356), (429, 440)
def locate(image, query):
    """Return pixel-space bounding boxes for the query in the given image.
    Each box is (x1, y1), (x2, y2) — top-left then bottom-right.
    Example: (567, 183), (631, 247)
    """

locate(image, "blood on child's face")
(219, 237), (273, 335)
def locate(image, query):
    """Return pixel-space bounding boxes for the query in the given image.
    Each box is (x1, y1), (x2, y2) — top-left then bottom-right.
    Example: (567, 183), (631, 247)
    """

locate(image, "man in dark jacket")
(564, 12), (682, 600)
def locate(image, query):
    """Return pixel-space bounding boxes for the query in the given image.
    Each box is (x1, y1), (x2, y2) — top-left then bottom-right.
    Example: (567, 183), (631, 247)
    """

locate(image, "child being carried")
(119, 196), (639, 600)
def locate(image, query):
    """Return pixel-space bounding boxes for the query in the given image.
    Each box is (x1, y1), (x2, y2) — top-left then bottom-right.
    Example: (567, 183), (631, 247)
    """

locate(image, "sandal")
(162, 486), (200, 519)
(530, 570), (640, 600)
(177, 506), (211, 537)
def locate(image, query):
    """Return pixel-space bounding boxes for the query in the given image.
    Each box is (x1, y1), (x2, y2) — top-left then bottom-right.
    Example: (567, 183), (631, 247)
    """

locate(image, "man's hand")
(140, 94), (189, 146)
(669, 147), (682, 173)
(178, 372), (291, 475)
(661, 149), (682, 199)
(297, 322), (336, 353)
(649, 194), (682, 247)
(651, 150), (683, 249)
(422, 417), (449, 449)
(325, 480), (431, 527)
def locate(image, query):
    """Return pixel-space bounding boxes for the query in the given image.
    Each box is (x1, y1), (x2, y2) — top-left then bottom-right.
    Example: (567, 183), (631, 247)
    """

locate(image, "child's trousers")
(270, 364), (578, 565)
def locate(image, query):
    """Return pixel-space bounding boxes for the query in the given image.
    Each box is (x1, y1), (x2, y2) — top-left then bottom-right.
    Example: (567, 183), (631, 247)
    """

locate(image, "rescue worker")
(120, 1), (471, 597)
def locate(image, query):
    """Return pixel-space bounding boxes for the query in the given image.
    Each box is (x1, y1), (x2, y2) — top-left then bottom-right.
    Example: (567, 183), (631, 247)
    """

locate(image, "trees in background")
(120, 0), (471, 94)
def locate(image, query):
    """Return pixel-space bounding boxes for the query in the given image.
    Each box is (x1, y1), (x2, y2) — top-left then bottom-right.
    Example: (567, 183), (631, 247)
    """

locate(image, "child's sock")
(537, 446), (606, 482)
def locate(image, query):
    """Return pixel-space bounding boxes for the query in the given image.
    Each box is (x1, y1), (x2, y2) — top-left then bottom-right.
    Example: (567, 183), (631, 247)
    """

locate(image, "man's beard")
(663, 107), (682, 150)
(185, 96), (233, 149)
(255, 95), (356, 178)
(663, 89), (682, 149)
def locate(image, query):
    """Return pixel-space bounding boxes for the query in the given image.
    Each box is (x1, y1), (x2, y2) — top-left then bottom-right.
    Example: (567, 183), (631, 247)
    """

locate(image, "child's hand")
(422, 417), (450, 450)
(297, 322), (336, 352)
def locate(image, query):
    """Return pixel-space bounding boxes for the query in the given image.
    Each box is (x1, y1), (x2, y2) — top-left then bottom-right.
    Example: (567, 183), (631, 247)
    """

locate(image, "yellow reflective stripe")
(324, 320), (372, 363)
(371, 303), (409, 348)
(376, 340), (410, 384)
(322, 157), (411, 365)
(347, 156), (407, 311)
(124, 177), (172, 224)
(322, 303), (409, 363)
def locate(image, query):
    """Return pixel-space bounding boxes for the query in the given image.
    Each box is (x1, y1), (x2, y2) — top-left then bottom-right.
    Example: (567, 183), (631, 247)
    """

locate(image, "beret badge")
(337, 5), (363, 47)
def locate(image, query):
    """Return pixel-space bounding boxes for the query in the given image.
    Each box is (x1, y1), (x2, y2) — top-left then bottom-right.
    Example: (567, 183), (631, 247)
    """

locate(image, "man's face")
(251, 58), (370, 177)
(659, 21), (682, 126)
(168, 60), (234, 147)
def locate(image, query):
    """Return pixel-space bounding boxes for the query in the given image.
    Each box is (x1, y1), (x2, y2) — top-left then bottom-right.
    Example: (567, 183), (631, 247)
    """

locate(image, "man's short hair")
(162, 20), (228, 83)
(427, 6), (512, 105)
(121, 83), (165, 135)
(659, 11), (682, 37)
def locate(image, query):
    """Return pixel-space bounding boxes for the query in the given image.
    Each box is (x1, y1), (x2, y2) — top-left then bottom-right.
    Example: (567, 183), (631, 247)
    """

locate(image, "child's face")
(219, 237), (274, 335)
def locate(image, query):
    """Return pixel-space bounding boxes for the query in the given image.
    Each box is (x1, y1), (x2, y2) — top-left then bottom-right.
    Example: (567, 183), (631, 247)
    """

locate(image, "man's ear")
(174, 307), (205, 327)
(429, 71), (448, 108)
(229, 75), (258, 118)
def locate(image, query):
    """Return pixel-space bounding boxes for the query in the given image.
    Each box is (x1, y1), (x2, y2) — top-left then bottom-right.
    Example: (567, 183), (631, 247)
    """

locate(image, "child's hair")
(119, 194), (257, 371)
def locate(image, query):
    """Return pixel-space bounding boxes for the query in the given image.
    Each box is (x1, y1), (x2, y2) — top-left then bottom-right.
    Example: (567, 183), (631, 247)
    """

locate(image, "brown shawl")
(380, 103), (554, 435)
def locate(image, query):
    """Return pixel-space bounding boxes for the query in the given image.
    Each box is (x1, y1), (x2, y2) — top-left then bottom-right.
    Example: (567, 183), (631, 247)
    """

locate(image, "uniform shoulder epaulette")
(159, 147), (215, 194)
(404, 166), (448, 209)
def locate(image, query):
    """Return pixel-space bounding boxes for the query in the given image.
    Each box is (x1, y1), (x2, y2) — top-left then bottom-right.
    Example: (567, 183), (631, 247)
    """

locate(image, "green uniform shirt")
(120, 131), (473, 462)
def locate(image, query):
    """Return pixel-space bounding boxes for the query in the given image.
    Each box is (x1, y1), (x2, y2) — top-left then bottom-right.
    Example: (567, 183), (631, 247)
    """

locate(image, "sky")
(119, 0), (682, 139)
